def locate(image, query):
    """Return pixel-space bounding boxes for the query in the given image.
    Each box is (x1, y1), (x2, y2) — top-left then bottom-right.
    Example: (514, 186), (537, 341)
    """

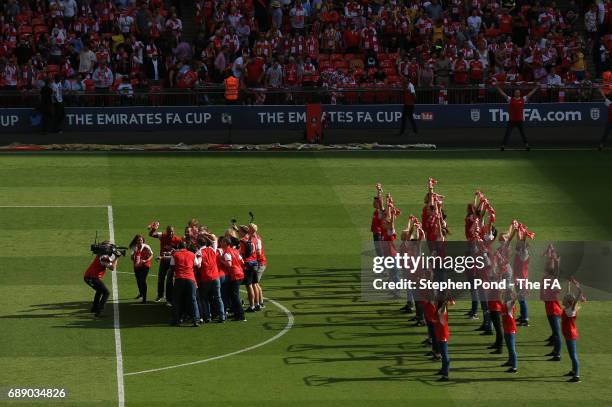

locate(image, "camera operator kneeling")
(84, 241), (118, 317)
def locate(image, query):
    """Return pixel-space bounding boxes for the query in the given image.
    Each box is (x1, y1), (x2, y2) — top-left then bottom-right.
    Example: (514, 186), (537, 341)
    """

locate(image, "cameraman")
(83, 241), (118, 317)
(148, 223), (182, 304)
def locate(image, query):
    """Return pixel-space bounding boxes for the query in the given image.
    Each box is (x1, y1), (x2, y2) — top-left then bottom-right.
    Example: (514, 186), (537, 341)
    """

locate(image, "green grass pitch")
(1, 151), (611, 406)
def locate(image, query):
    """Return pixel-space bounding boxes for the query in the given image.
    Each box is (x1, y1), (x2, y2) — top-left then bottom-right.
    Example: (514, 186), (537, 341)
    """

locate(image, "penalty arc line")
(107, 205), (126, 407)
(114, 271), (294, 377)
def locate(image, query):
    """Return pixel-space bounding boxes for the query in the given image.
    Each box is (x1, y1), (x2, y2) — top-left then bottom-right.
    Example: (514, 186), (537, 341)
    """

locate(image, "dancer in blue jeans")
(562, 279), (585, 383)
(501, 290), (518, 373)
(434, 296), (451, 381)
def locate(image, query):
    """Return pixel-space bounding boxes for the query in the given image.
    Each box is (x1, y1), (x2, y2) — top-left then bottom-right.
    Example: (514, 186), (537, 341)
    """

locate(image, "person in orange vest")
(224, 72), (240, 104)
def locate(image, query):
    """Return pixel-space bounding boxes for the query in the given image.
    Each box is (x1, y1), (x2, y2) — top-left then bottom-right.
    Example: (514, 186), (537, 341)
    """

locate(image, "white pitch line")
(115, 271), (294, 377)
(0, 205), (109, 208)
(107, 205), (126, 407)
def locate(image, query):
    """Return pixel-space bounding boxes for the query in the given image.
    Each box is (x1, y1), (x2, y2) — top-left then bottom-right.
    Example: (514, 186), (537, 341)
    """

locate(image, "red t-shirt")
(606, 100), (612, 123)
(499, 15), (512, 33)
(84, 255), (110, 279)
(508, 96), (527, 122)
(545, 300), (563, 316)
(469, 60), (484, 81)
(453, 60), (468, 84)
(132, 244), (153, 269)
(434, 309), (449, 342)
(172, 249), (196, 282)
(158, 232), (182, 255)
(513, 254), (529, 281)
(246, 58), (265, 85)
(240, 236), (258, 263)
(488, 300), (502, 312)
(424, 301), (437, 322)
(371, 209), (383, 234)
(256, 236), (267, 266)
(225, 247), (244, 281)
(198, 246), (219, 282)
(501, 303), (517, 334)
(561, 309), (578, 340)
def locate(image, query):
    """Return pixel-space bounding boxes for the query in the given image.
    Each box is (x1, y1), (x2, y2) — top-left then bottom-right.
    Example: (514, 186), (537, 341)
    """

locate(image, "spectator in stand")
(92, 60), (114, 92)
(546, 66), (563, 87)
(467, 10), (483, 38)
(214, 45), (229, 82)
(265, 59), (284, 88)
(117, 75), (134, 105)
(245, 55), (266, 88)
(144, 53), (166, 85)
(434, 52), (452, 87)
(271, 1), (283, 31)
(51, 74), (64, 133)
(78, 45), (97, 75)
(290, 0), (308, 35)
(39, 78), (53, 134)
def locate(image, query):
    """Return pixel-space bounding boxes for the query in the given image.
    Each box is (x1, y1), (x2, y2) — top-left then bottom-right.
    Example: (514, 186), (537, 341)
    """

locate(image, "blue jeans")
(491, 311), (503, 347)
(504, 333), (518, 369)
(426, 321), (439, 354)
(468, 275), (479, 314)
(198, 279), (225, 321)
(220, 275), (229, 312)
(439, 341), (450, 376)
(415, 301), (424, 322)
(172, 278), (200, 324)
(547, 315), (562, 356)
(518, 292), (528, 321)
(228, 278), (244, 320)
(566, 339), (580, 377)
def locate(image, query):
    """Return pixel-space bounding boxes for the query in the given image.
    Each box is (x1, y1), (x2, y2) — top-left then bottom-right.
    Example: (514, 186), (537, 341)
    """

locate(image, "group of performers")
(370, 179), (585, 382)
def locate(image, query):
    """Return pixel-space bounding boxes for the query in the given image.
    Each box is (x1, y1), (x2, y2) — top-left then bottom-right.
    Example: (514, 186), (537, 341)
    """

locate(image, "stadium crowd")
(1, 0), (611, 100)
(370, 179), (586, 382)
(84, 218), (267, 325)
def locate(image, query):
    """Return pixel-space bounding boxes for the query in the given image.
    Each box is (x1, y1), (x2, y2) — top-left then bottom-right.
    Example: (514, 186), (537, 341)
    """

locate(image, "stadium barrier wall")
(0, 103), (605, 133)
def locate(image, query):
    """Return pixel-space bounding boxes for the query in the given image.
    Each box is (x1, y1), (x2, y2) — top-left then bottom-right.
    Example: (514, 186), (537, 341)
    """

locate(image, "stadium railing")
(0, 83), (600, 108)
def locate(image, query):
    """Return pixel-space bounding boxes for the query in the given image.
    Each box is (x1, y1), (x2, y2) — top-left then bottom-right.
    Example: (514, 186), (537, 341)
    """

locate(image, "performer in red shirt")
(434, 296), (451, 381)
(250, 223), (267, 310)
(196, 232), (225, 323)
(372, 183), (385, 256)
(541, 243), (563, 360)
(496, 86), (539, 151)
(513, 220), (535, 326)
(399, 78), (418, 136)
(501, 290), (518, 373)
(219, 237), (246, 321)
(239, 225), (259, 312)
(169, 241), (201, 326)
(83, 241), (118, 317)
(561, 278), (584, 382)
(148, 222), (182, 304)
(129, 234), (153, 303)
